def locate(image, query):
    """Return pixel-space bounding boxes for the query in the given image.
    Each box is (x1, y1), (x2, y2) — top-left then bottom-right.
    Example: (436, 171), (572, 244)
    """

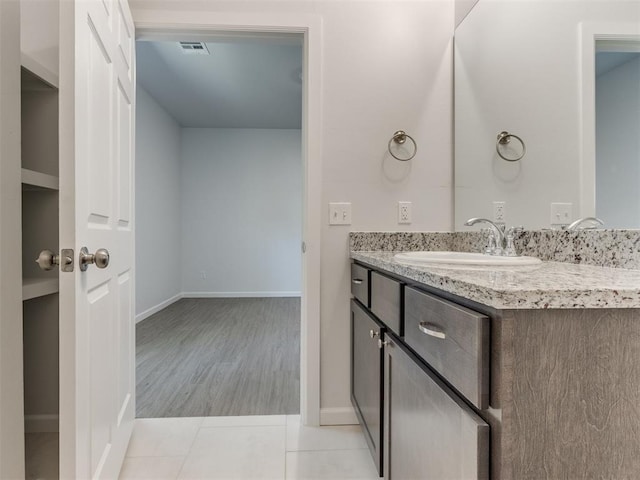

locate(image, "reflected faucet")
(464, 217), (506, 255)
(565, 217), (604, 231)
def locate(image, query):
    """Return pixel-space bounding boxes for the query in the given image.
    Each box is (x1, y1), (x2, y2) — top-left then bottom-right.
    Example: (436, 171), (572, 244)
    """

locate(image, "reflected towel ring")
(496, 131), (526, 162)
(388, 130), (417, 161)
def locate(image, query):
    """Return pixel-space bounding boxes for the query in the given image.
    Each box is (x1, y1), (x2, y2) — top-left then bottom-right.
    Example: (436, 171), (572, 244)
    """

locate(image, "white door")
(59, 0), (135, 478)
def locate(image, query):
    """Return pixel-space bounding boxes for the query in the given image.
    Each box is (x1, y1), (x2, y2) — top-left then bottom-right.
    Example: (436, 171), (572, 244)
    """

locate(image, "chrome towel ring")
(496, 131), (526, 162)
(388, 130), (417, 161)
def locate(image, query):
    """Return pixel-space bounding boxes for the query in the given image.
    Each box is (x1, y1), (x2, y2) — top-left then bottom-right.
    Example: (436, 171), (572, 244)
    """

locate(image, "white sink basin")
(394, 251), (542, 267)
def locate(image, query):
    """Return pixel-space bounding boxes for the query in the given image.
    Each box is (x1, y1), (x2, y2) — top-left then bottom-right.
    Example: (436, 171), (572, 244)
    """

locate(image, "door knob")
(36, 249), (59, 271)
(36, 249), (75, 272)
(79, 247), (110, 271)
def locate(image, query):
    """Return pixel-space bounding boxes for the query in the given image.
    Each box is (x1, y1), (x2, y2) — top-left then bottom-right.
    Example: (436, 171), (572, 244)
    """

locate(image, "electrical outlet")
(550, 202), (572, 226)
(398, 201), (412, 224)
(329, 202), (352, 225)
(493, 201), (506, 224)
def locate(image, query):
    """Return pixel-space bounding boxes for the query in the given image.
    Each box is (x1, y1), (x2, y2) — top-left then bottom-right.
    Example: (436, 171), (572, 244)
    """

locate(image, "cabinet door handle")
(369, 329), (379, 339)
(418, 322), (446, 339)
(352, 278), (363, 285)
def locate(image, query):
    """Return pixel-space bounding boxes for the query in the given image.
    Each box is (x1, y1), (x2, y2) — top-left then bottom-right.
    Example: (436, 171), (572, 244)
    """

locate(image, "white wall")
(455, 0), (479, 27)
(20, 0), (59, 76)
(180, 128), (302, 296)
(454, 1), (640, 230)
(135, 87), (182, 320)
(596, 56), (640, 228)
(131, 0), (455, 419)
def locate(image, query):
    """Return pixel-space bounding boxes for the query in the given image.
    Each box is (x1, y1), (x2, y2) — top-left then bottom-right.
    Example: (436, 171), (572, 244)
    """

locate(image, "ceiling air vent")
(178, 42), (210, 55)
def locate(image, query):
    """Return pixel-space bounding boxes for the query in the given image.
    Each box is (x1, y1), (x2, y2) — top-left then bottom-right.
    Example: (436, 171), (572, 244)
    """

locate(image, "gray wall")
(135, 87), (182, 319)
(135, 94), (302, 317)
(180, 128), (302, 296)
(596, 56), (640, 228)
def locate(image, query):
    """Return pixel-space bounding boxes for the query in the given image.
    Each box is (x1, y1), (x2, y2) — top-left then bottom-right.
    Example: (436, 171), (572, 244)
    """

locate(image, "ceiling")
(136, 35), (303, 129)
(595, 51), (640, 77)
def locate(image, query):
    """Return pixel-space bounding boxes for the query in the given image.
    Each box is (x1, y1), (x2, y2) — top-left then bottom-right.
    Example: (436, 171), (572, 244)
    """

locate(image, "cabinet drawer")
(404, 287), (489, 409)
(370, 271), (402, 335)
(384, 335), (489, 480)
(351, 263), (370, 306)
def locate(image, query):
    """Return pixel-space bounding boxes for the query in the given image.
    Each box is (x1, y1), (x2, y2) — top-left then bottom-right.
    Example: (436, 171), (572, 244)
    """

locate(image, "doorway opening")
(134, 32), (306, 419)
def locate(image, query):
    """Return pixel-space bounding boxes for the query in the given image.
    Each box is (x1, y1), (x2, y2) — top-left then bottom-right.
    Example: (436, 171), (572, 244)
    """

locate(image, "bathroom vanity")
(350, 240), (640, 479)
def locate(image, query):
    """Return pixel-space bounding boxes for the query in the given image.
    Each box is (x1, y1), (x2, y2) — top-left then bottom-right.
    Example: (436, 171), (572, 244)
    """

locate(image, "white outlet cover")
(493, 201), (506, 223)
(398, 201), (412, 224)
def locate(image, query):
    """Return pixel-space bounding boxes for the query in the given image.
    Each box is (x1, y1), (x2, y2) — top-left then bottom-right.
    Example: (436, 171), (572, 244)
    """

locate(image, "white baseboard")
(25, 414), (59, 433)
(135, 293), (183, 324)
(319, 407), (358, 425)
(182, 291), (301, 298)
(135, 291), (301, 323)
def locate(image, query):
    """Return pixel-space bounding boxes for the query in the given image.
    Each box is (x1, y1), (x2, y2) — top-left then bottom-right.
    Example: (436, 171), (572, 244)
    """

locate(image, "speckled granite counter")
(351, 251), (640, 309)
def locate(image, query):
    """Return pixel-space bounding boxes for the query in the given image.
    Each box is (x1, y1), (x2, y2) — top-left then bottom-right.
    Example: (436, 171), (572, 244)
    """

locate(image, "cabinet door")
(351, 300), (384, 475)
(384, 335), (489, 480)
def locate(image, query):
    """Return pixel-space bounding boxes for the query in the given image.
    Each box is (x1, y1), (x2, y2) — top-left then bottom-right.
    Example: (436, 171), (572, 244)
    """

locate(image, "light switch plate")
(329, 202), (352, 225)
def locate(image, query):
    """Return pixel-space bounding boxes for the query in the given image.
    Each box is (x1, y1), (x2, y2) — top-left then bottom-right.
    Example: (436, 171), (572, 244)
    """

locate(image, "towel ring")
(388, 130), (417, 161)
(496, 131), (526, 162)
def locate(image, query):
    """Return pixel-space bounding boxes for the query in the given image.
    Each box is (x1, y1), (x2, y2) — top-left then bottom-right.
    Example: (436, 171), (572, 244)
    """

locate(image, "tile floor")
(119, 415), (379, 480)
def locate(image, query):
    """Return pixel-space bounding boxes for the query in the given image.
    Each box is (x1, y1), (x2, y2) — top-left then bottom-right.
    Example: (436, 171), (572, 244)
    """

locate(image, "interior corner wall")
(596, 56), (640, 228)
(180, 128), (302, 297)
(135, 87), (182, 320)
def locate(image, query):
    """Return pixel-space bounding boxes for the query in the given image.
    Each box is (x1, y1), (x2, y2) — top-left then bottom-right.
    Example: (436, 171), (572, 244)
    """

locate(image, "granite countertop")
(351, 251), (640, 309)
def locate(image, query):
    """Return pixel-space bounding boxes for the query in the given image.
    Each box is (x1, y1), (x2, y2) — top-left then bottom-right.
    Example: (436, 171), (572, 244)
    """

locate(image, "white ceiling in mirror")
(454, 0), (640, 230)
(136, 35), (303, 129)
(595, 52), (639, 77)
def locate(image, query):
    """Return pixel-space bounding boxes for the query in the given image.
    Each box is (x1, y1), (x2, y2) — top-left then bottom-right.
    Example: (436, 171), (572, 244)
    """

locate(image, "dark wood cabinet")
(383, 334), (489, 480)
(351, 258), (640, 479)
(350, 300), (385, 475)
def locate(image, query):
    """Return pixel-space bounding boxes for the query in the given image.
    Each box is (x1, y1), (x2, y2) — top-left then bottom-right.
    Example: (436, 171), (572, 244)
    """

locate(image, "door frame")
(135, 10), (323, 426)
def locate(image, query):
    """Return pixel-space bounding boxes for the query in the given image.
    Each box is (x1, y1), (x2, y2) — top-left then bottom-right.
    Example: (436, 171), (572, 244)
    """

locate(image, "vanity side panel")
(501, 308), (640, 480)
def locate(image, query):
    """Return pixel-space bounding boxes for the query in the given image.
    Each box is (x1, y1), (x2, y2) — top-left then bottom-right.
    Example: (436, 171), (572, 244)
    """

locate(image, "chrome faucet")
(565, 217), (604, 231)
(464, 217), (506, 255)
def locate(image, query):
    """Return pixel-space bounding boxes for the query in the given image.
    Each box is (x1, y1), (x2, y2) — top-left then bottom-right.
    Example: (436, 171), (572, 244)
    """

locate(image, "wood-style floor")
(136, 297), (300, 418)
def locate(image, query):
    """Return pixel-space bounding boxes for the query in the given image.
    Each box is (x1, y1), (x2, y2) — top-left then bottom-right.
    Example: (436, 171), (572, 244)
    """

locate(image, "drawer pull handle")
(369, 329), (379, 339)
(418, 322), (446, 339)
(352, 278), (363, 285)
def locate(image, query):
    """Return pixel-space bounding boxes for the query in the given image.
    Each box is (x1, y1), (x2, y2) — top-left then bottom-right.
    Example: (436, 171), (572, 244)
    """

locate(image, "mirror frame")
(579, 22), (640, 219)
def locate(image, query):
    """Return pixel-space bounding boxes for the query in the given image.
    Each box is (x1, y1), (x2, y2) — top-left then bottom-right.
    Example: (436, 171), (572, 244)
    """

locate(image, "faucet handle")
(484, 230), (496, 255)
(504, 226), (523, 257)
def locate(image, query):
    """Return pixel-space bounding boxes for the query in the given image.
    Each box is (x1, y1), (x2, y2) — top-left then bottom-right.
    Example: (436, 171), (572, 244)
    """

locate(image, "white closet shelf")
(22, 278), (59, 301)
(20, 53), (58, 90)
(21, 168), (59, 191)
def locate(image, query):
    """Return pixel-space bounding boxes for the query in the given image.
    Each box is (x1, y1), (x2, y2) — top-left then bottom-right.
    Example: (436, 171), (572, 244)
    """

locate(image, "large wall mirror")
(454, 0), (640, 230)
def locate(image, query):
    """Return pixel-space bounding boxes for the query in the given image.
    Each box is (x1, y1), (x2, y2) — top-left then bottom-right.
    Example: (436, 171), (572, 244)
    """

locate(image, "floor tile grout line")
(175, 421), (208, 479)
(285, 447), (371, 454)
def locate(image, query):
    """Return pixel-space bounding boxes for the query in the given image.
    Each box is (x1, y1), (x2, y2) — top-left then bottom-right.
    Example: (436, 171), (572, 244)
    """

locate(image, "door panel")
(88, 282), (114, 473)
(117, 82), (132, 225)
(117, 270), (133, 425)
(86, 19), (114, 222)
(59, 0), (135, 477)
